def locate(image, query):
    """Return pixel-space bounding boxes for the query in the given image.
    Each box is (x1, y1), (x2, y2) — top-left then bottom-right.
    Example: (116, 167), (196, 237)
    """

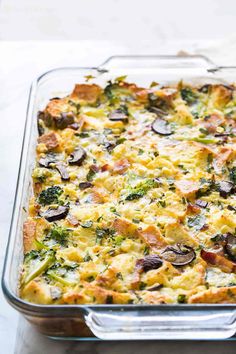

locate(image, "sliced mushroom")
(55, 162), (70, 181)
(218, 181), (235, 198)
(108, 109), (128, 123)
(68, 122), (80, 130)
(38, 153), (59, 168)
(136, 255), (163, 272)
(148, 106), (167, 116)
(40, 205), (69, 222)
(227, 205), (236, 212)
(151, 118), (173, 136)
(225, 233), (236, 261)
(161, 244), (196, 266)
(195, 199), (208, 208)
(103, 140), (116, 152)
(55, 112), (75, 129)
(146, 284), (163, 291)
(199, 84), (211, 93)
(79, 182), (93, 190)
(68, 147), (87, 165)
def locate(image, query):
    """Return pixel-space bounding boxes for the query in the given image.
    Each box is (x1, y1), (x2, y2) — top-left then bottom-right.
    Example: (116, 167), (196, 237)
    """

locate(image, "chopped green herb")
(116, 137), (126, 145)
(157, 200), (166, 208)
(143, 246), (150, 255)
(75, 132), (90, 138)
(138, 149), (144, 155)
(86, 168), (97, 181)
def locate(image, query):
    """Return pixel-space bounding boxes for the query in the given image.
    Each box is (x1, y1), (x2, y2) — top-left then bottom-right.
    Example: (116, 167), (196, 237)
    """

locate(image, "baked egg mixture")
(20, 78), (236, 305)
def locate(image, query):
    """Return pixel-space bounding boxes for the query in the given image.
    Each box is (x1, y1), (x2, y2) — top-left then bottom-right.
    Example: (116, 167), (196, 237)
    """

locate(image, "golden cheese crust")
(20, 80), (236, 305)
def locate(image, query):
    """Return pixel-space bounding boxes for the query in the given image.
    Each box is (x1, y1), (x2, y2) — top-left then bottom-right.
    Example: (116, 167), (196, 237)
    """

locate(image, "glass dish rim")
(2, 54), (236, 317)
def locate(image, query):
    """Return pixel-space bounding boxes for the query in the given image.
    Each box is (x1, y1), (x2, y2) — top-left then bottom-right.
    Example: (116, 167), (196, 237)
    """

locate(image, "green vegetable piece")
(192, 137), (217, 144)
(181, 88), (198, 105)
(125, 178), (159, 201)
(48, 225), (70, 246)
(34, 239), (49, 250)
(47, 270), (77, 286)
(23, 250), (55, 285)
(38, 186), (63, 206)
(177, 294), (186, 303)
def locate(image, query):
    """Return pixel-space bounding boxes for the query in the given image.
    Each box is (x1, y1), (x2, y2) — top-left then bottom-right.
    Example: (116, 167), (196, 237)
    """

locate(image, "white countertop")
(1, 40), (236, 353)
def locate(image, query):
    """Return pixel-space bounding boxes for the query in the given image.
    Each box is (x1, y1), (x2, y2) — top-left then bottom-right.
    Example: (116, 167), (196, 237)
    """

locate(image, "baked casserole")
(20, 78), (236, 305)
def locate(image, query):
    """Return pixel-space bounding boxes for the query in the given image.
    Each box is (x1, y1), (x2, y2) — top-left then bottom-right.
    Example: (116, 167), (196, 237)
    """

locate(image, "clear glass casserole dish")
(2, 55), (236, 340)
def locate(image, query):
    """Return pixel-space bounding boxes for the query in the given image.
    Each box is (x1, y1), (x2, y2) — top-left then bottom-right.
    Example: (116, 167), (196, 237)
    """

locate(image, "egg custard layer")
(20, 80), (236, 304)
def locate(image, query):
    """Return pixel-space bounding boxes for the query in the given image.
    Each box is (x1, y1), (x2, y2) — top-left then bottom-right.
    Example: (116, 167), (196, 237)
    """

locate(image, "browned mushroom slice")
(225, 233), (236, 261)
(55, 162), (70, 181)
(55, 112), (75, 129)
(68, 147), (87, 165)
(148, 106), (167, 116)
(138, 255), (163, 272)
(39, 153), (59, 168)
(161, 244), (196, 266)
(132, 255), (163, 289)
(68, 122), (80, 130)
(218, 181), (235, 198)
(40, 206), (69, 222)
(201, 249), (236, 273)
(79, 182), (93, 190)
(151, 118), (173, 136)
(108, 109), (128, 123)
(195, 199), (208, 209)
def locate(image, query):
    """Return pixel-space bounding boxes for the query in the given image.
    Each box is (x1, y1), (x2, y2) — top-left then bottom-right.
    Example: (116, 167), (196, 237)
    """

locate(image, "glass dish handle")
(98, 54), (216, 72)
(85, 308), (236, 340)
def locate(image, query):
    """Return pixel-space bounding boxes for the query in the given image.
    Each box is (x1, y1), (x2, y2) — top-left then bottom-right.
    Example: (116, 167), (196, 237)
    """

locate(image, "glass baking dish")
(2, 55), (236, 340)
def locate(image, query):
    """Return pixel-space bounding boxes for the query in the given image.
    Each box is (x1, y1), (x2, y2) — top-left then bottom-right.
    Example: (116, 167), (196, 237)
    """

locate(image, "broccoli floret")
(181, 88), (198, 105)
(48, 225), (70, 246)
(38, 186), (63, 206)
(125, 178), (159, 201)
